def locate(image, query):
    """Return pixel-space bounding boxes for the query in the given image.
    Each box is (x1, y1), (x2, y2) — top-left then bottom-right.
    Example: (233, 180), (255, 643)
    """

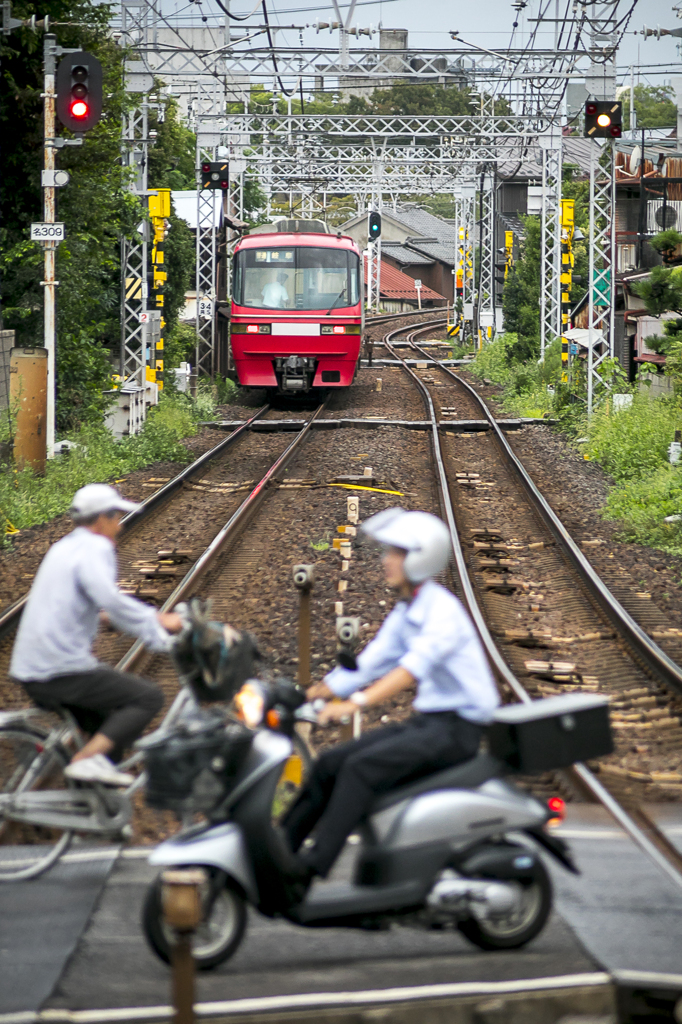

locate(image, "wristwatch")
(349, 690), (368, 707)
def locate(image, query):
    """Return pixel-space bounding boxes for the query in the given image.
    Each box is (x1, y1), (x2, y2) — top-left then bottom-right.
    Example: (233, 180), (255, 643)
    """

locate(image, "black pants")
(284, 711), (482, 877)
(22, 667), (164, 762)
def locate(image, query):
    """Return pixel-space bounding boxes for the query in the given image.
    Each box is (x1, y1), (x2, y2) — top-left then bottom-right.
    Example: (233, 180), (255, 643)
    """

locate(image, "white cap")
(70, 483), (140, 518)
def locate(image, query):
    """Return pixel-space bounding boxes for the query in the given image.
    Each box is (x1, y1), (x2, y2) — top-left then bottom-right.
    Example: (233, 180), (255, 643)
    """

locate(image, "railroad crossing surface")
(2, 805), (682, 1018)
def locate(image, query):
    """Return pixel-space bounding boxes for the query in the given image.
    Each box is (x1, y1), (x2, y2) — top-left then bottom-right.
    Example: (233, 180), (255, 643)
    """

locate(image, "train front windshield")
(233, 247), (361, 311)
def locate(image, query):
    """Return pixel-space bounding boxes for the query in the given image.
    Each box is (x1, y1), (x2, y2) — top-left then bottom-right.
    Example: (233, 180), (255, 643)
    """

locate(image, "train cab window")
(233, 247), (360, 311)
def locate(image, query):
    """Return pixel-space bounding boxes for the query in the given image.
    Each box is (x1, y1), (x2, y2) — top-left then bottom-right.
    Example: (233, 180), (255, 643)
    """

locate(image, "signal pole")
(43, 32), (57, 456)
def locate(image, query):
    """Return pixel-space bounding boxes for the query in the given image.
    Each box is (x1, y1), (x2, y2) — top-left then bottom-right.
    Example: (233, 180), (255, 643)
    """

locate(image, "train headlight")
(233, 324), (271, 334)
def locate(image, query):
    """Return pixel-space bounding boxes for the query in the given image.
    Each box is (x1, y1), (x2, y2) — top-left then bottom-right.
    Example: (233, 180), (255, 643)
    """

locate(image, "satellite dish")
(629, 146), (641, 174)
(655, 205), (678, 228)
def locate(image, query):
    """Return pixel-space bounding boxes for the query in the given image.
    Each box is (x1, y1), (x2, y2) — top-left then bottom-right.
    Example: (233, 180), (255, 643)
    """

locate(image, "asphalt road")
(2, 806), (682, 1015)
(43, 851), (595, 1012)
(0, 847), (118, 1014)
(549, 805), (682, 976)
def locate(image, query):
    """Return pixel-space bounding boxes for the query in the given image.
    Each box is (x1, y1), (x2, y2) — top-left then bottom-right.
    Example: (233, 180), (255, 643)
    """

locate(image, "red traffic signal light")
(56, 53), (102, 133)
(71, 99), (89, 119)
(584, 99), (622, 139)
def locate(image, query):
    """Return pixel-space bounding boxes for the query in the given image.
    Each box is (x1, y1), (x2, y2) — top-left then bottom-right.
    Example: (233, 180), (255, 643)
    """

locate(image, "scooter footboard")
(148, 822), (257, 902)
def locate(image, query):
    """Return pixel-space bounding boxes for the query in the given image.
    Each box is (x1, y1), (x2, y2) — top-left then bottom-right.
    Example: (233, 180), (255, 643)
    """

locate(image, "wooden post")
(10, 347), (48, 473)
(161, 868), (206, 1024)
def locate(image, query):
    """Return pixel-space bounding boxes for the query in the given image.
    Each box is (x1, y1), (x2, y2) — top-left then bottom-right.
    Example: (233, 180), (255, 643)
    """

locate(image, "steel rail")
(411, 338), (682, 697)
(117, 400), (328, 673)
(0, 404), (270, 641)
(365, 309), (449, 327)
(385, 321), (682, 893)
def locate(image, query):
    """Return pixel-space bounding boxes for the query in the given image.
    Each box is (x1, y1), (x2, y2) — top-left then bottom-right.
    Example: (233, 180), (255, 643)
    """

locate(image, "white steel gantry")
(115, 0), (606, 375)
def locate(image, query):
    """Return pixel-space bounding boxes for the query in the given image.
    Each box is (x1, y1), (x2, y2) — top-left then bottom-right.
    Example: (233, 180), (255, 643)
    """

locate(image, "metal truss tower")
(477, 171), (495, 342)
(540, 132), (562, 357)
(120, 97), (149, 384)
(456, 185), (477, 339)
(587, 142), (615, 416)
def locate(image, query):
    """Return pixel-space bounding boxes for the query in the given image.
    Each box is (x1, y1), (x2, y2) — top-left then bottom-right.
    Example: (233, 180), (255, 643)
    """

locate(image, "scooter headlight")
(234, 681), (266, 729)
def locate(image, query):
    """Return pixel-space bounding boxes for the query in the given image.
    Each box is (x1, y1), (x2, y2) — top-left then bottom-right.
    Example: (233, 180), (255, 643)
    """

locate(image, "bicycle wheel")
(271, 729), (313, 824)
(0, 725), (74, 881)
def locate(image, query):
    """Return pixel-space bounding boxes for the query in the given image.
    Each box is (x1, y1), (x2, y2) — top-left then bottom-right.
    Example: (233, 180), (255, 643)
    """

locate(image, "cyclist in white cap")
(10, 484), (183, 787)
(285, 507), (500, 881)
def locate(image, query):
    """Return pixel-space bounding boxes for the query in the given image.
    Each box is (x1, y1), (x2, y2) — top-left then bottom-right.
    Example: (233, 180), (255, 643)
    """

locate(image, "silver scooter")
(141, 678), (578, 969)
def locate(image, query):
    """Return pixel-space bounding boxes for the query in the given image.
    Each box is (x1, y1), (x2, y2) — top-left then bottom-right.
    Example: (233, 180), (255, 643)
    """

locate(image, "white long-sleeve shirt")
(324, 580), (499, 724)
(10, 527), (172, 682)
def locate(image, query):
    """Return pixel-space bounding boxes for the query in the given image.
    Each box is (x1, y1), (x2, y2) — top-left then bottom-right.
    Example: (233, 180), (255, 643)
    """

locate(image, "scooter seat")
(369, 752), (505, 814)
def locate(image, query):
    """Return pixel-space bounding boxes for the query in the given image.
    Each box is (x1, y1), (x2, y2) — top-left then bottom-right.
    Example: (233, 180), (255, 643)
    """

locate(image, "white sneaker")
(64, 754), (134, 787)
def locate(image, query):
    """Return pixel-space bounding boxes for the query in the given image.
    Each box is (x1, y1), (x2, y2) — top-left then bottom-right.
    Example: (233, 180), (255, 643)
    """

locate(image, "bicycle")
(0, 681), (312, 883)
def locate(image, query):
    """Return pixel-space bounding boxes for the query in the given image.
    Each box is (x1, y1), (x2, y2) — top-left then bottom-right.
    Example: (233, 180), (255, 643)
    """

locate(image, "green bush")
(602, 466), (682, 554)
(215, 374), (239, 405)
(584, 391), (682, 483)
(469, 333), (562, 419)
(642, 333), (673, 356)
(470, 332), (519, 384)
(0, 392), (201, 534)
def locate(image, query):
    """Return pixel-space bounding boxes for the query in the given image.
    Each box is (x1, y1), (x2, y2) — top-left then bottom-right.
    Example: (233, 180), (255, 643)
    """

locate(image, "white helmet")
(362, 508), (452, 583)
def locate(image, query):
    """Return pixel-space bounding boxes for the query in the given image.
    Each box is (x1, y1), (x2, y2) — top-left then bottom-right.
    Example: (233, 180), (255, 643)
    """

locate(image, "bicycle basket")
(144, 717), (253, 813)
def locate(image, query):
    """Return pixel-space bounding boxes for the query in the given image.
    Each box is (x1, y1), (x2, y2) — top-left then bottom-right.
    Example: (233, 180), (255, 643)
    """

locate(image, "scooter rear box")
(487, 693), (613, 773)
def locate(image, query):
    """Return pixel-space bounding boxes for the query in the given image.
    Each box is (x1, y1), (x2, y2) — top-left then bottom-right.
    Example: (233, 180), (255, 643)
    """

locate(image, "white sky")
(156, 0), (682, 91)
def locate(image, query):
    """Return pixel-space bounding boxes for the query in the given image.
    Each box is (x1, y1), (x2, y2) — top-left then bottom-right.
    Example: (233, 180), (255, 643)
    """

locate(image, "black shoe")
(284, 857), (317, 905)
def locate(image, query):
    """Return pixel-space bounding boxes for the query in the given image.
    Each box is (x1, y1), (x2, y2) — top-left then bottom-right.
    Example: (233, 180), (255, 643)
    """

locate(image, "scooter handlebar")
(295, 699), (328, 724)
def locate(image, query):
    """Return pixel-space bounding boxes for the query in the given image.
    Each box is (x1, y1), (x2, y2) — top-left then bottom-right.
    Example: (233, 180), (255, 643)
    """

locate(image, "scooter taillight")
(547, 796), (566, 826)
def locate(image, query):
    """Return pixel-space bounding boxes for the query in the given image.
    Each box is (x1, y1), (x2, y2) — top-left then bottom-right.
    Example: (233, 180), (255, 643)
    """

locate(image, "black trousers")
(22, 667), (164, 762)
(284, 711), (482, 877)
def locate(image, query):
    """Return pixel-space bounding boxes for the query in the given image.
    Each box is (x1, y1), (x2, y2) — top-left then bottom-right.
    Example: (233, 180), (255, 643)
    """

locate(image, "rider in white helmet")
(285, 507), (500, 881)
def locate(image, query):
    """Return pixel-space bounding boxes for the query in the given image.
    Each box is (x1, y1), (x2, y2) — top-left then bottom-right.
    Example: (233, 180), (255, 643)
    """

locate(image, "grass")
(309, 533), (331, 552)
(583, 391), (682, 554)
(469, 333), (560, 420)
(469, 332), (682, 555)
(0, 389), (221, 536)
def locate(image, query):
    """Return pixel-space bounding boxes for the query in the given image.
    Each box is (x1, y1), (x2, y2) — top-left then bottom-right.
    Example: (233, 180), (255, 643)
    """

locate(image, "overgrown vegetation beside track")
(469, 334), (682, 555)
(0, 387), (229, 536)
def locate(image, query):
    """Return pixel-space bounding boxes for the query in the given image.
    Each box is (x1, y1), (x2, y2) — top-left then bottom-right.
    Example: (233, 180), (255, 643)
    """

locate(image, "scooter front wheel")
(457, 859), (552, 951)
(142, 868), (247, 969)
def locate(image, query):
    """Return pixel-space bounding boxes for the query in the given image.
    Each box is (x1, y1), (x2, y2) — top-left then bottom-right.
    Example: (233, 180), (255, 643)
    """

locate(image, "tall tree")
(0, 0), (135, 430)
(621, 84), (677, 131)
(501, 215), (541, 360)
(1, 5), (197, 429)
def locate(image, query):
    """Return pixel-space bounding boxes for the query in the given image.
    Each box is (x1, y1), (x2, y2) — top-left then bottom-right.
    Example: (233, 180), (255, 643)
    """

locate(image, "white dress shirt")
(324, 580), (499, 724)
(10, 527), (172, 682)
(262, 281), (289, 307)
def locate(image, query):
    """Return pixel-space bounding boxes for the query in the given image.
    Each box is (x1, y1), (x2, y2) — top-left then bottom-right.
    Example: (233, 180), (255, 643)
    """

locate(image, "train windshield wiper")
(325, 287), (347, 315)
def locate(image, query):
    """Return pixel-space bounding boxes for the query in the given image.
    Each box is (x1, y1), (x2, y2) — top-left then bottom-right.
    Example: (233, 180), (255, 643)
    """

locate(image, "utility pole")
(43, 32), (58, 456)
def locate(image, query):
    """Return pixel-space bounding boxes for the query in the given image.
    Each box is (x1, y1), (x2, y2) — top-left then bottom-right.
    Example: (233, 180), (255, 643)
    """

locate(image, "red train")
(230, 222), (364, 394)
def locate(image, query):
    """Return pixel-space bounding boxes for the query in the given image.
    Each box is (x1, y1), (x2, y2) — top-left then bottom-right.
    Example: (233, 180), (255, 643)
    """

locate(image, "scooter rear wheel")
(457, 859), (552, 951)
(142, 868), (247, 969)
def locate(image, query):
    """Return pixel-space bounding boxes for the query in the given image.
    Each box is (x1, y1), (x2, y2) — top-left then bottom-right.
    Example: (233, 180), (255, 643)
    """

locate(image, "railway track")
(3, 313), (682, 885)
(382, 318), (682, 889)
(0, 404), (335, 697)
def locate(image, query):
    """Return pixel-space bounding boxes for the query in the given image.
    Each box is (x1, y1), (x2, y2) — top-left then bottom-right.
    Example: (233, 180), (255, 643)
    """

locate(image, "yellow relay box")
(148, 188), (171, 220)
